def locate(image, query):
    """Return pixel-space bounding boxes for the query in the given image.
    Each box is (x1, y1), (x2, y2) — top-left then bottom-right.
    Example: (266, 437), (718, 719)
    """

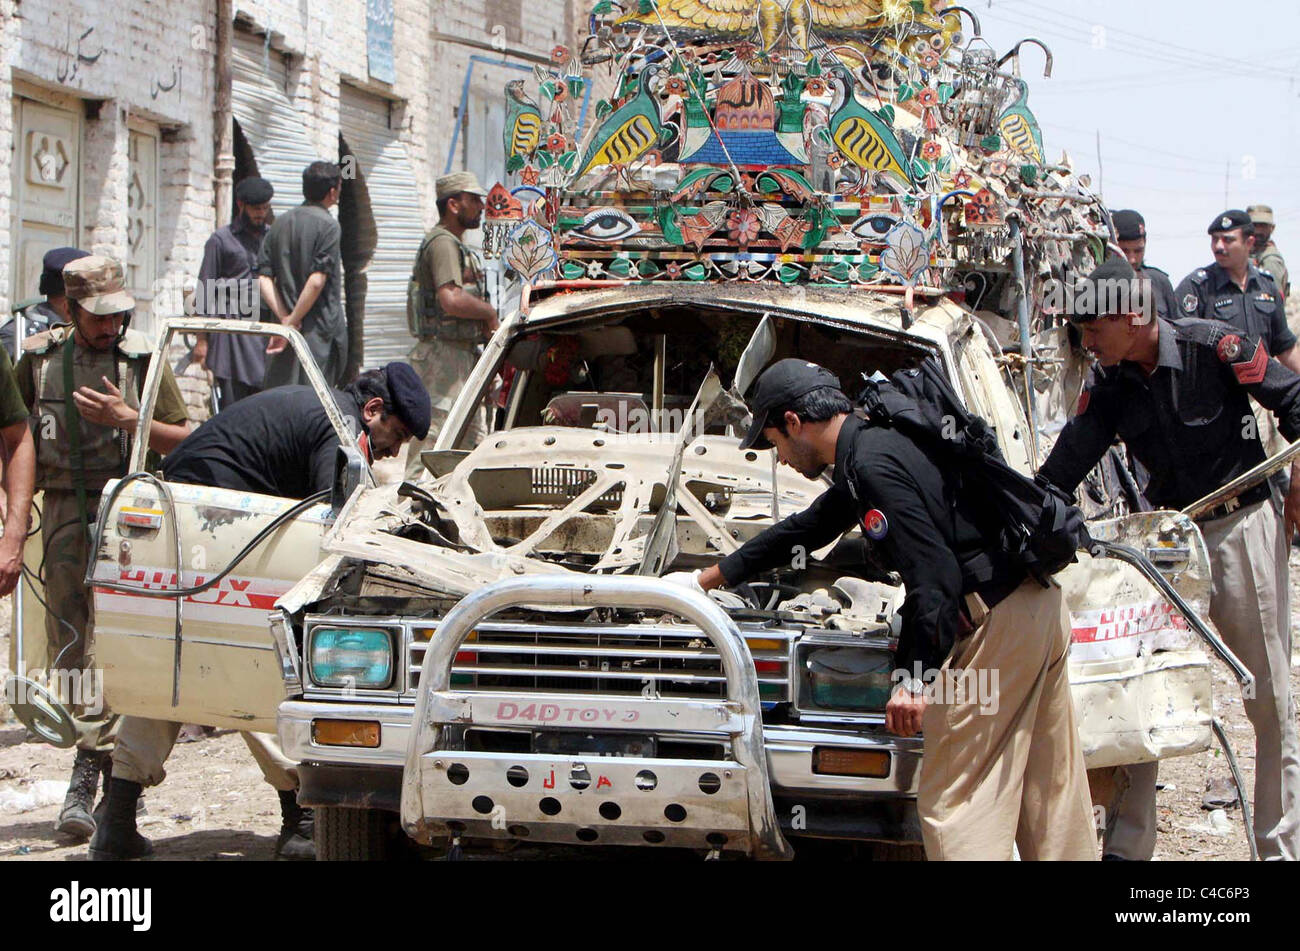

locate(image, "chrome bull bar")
(400, 575), (794, 859)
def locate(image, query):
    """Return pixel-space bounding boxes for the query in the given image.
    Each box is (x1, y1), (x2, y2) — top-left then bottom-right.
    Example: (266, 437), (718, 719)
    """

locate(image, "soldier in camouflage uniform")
(14, 256), (190, 841)
(402, 172), (498, 482)
(1249, 204), (1290, 309)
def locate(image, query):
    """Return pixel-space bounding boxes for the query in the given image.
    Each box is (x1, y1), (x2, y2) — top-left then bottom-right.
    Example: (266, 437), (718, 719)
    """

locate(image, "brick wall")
(0, 0), (15, 314)
(2, 0), (585, 328)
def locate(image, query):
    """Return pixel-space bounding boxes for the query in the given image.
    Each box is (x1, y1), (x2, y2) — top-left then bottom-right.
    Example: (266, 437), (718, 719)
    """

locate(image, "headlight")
(308, 627), (394, 689)
(796, 643), (895, 715)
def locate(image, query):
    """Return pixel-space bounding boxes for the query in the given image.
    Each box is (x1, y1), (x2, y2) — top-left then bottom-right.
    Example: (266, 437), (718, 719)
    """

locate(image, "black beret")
(1111, 209), (1145, 242)
(1209, 209), (1253, 235)
(383, 362), (431, 440)
(38, 247), (90, 296)
(235, 176), (274, 204)
(1070, 255), (1149, 323)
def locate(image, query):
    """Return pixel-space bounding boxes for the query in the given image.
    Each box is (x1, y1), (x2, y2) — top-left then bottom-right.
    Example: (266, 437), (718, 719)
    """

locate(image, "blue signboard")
(366, 0), (396, 85)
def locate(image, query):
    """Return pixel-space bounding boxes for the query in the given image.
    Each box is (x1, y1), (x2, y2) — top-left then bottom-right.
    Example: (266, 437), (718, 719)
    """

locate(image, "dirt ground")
(0, 543), (1297, 862)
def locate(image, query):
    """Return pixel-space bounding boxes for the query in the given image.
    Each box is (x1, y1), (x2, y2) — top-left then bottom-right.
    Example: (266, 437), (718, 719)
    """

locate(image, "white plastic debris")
(0, 780), (68, 814)
(1208, 809), (1232, 836)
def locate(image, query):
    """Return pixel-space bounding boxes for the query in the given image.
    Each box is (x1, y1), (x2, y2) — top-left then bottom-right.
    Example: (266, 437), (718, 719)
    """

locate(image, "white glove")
(662, 570), (705, 594)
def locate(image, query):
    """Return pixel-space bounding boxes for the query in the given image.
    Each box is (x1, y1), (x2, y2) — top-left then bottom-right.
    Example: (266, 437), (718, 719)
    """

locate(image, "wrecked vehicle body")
(12, 0), (1256, 861)
(265, 284), (1239, 859)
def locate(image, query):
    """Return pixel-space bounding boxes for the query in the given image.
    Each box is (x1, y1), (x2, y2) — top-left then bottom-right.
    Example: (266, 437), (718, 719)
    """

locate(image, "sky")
(970, 0), (1300, 282)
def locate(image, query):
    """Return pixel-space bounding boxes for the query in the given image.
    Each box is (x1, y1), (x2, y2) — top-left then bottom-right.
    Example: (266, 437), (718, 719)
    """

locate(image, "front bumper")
(279, 703), (921, 831)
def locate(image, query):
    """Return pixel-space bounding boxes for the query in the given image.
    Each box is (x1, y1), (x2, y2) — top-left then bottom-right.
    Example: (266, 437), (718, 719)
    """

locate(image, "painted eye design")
(571, 208), (640, 242)
(849, 213), (899, 241)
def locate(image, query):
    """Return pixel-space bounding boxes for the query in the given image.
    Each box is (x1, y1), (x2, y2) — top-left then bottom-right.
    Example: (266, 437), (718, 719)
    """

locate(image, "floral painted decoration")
(726, 209), (761, 248)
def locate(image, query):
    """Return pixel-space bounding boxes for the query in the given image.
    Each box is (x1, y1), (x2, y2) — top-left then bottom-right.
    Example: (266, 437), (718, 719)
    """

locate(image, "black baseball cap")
(739, 358), (843, 450)
(1111, 209), (1145, 242)
(1069, 255), (1147, 323)
(1209, 209), (1253, 235)
(382, 362), (432, 440)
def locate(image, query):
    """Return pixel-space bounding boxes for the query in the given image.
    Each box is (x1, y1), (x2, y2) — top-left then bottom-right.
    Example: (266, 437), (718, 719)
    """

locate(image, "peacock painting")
(827, 66), (913, 191)
(997, 79), (1044, 166)
(576, 67), (674, 178)
(504, 80), (543, 166)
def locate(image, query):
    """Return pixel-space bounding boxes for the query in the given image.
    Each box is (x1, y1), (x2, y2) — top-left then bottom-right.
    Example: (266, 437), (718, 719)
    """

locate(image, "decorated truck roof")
(484, 0), (1109, 320)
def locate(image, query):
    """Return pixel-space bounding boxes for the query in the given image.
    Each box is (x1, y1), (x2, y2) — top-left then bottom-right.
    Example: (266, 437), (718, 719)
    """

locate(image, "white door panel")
(1060, 511), (1216, 768)
(91, 481), (333, 731)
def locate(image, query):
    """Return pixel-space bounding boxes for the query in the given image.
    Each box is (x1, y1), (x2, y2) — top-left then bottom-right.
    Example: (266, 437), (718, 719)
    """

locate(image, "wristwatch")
(898, 676), (925, 696)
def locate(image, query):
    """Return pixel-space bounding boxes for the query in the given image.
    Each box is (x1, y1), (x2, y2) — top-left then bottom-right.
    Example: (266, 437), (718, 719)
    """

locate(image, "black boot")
(274, 790), (315, 860)
(55, 750), (109, 841)
(87, 778), (154, 861)
(92, 761), (146, 827)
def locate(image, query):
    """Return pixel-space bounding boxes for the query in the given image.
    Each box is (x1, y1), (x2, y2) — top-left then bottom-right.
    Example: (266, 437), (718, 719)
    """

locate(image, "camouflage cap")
(436, 171), (488, 201)
(1247, 204), (1275, 226)
(63, 255), (135, 316)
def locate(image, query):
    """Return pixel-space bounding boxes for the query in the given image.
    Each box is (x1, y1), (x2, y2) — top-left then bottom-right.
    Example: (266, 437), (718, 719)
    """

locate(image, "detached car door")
(1057, 511), (1218, 769)
(88, 319), (370, 732)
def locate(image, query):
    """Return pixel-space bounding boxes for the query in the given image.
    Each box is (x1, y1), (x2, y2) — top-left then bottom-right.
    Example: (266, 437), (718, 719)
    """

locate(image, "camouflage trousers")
(402, 336), (489, 482)
(113, 719), (297, 791)
(40, 490), (118, 753)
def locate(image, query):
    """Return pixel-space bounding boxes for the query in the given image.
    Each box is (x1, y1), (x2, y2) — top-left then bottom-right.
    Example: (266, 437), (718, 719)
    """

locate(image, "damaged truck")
(6, 0), (1266, 859)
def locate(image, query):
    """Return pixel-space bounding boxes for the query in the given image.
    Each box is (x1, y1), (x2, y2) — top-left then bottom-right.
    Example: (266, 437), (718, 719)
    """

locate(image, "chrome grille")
(407, 621), (791, 702)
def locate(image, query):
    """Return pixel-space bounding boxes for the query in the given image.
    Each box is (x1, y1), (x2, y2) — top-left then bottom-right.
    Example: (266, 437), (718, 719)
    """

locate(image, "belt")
(1193, 482), (1271, 523)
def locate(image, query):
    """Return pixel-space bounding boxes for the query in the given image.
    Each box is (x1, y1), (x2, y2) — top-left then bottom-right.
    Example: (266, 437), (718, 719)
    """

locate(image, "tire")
(315, 806), (399, 861)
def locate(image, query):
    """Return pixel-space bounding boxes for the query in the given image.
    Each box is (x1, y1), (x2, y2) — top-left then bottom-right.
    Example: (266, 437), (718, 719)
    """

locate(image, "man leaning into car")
(667, 359), (1097, 860)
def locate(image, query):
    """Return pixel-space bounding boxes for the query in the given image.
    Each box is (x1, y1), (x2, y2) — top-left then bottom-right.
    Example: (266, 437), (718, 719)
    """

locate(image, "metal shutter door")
(339, 85), (423, 368)
(231, 33), (321, 220)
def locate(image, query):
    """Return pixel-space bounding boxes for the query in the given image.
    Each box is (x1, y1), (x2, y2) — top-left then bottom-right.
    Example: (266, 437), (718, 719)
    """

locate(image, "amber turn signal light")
(812, 747), (891, 778)
(312, 719), (381, 748)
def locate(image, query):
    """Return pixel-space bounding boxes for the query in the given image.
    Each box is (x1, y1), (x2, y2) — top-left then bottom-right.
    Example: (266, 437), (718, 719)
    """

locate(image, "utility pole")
(1095, 129), (1104, 197)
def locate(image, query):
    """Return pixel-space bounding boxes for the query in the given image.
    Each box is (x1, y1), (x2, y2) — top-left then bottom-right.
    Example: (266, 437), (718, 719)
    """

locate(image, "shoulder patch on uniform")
(1221, 337), (1269, 385)
(1181, 292), (1199, 314)
(1216, 333), (1242, 362)
(115, 329), (153, 358)
(862, 509), (889, 541)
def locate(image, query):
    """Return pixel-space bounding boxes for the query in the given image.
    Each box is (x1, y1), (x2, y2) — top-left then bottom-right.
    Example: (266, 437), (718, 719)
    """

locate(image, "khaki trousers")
(112, 716), (297, 792)
(40, 490), (118, 753)
(402, 337), (488, 482)
(1199, 499), (1300, 860)
(919, 580), (1097, 860)
(1100, 760), (1159, 860)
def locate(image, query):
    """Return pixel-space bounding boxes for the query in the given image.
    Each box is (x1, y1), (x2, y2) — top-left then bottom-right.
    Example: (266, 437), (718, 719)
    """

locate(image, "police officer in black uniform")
(90, 362), (431, 861)
(159, 361), (431, 499)
(668, 359), (1097, 860)
(1175, 210), (1299, 374)
(1111, 210), (1178, 322)
(1039, 256), (1300, 861)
